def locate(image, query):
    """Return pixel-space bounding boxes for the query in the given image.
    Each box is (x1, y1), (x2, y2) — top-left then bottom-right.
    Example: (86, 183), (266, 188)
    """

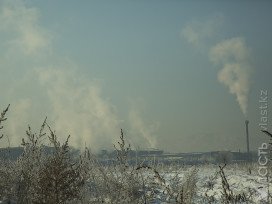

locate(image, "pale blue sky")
(0, 0), (271, 152)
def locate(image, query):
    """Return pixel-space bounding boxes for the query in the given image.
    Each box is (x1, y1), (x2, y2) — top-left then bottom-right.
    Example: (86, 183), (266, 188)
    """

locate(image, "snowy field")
(149, 163), (271, 203)
(0, 162), (271, 203)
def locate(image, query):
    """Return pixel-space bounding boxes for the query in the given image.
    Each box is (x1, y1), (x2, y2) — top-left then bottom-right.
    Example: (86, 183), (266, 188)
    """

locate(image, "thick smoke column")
(210, 37), (252, 116)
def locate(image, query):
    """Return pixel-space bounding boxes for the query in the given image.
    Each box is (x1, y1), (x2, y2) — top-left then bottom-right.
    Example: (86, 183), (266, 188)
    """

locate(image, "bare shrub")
(16, 118), (47, 203)
(0, 105), (16, 202)
(0, 112), (84, 204)
(219, 164), (249, 203)
(33, 123), (84, 204)
(0, 160), (18, 201)
(176, 167), (198, 204)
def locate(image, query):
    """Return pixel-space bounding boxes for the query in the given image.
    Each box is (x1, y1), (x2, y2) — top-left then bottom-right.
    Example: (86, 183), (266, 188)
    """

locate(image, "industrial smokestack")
(245, 120), (249, 153)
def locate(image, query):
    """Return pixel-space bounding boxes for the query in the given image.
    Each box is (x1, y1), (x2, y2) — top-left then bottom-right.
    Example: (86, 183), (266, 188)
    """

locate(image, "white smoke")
(0, 0), (52, 56)
(36, 65), (121, 151)
(128, 108), (158, 149)
(0, 0), (122, 150)
(210, 37), (252, 116)
(181, 15), (224, 48)
(182, 16), (253, 116)
(0, 0), (159, 151)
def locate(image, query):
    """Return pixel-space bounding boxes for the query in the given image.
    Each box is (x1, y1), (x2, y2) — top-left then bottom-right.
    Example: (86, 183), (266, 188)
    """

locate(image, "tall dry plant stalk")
(0, 104), (9, 140)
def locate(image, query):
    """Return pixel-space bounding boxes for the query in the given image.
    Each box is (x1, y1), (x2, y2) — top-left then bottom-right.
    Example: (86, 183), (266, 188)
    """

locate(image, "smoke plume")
(128, 104), (158, 149)
(209, 37), (252, 116)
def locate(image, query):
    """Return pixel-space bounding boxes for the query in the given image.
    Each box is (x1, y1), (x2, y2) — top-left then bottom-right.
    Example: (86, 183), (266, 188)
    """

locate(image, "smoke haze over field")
(0, 0), (271, 152)
(0, 1), (158, 151)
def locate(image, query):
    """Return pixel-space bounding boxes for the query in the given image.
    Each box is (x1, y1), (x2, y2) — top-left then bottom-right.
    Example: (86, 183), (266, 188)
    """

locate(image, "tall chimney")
(245, 120), (249, 153)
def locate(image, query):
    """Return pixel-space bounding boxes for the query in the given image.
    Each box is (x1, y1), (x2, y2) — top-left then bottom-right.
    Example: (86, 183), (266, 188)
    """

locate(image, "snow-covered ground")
(0, 163), (270, 203)
(157, 163), (271, 203)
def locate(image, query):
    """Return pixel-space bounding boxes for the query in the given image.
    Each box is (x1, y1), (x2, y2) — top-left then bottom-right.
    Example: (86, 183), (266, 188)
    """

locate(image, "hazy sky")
(0, 0), (271, 153)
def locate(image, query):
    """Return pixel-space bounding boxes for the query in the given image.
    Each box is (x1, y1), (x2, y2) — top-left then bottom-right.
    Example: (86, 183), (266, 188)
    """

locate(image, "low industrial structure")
(98, 148), (256, 165)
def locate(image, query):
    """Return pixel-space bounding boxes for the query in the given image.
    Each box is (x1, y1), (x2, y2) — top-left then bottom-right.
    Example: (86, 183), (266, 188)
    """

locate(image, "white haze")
(0, 0), (158, 151)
